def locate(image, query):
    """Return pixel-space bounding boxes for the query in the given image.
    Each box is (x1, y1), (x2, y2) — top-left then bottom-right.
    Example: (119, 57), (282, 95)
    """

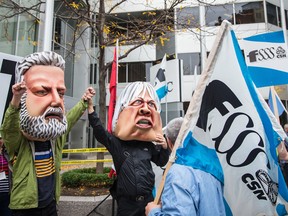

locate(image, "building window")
(266, 2), (278, 26)
(91, 13), (97, 47)
(178, 53), (201, 75)
(90, 63), (97, 84)
(176, 7), (200, 29)
(118, 62), (151, 83)
(206, 4), (233, 26)
(234, 2), (264, 24)
(286, 10), (288, 29)
(54, 18), (61, 50)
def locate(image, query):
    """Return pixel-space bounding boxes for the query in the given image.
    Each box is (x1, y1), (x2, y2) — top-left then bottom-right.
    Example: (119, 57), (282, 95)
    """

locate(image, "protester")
(284, 124), (288, 138)
(145, 117), (226, 216)
(279, 123), (288, 186)
(88, 81), (170, 216)
(0, 134), (12, 216)
(152, 117), (183, 197)
(0, 51), (95, 216)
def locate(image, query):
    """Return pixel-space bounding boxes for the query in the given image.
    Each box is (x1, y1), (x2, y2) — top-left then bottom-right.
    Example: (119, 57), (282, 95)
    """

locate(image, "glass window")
(91, 13), (97, 47)
(178, 53), (201, 75)
(205, 4), (233, 27)
(176, 7), (200, 29)
(128, 62), (146, 82)
(234, 2), (264, 24)
(54, 18), (61, 50)
(266, 2), (277, 26)
(90, 63), (97, 85)
(286, 10), (288, 29)
(118, 62), (151, 83)
(118, 63), (127, 83)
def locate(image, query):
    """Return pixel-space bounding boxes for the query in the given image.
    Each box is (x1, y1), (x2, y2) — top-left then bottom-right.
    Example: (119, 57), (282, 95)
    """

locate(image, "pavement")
(58, 194), (117, 216)
(59, 153), (116, 216)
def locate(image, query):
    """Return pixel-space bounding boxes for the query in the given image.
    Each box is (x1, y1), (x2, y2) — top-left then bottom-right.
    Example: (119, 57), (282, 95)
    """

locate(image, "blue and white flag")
(241, 31), (288, 87)
(154, 55), (167, 100)
(268, 87), (287, 117)
(175, 21), (288, 216)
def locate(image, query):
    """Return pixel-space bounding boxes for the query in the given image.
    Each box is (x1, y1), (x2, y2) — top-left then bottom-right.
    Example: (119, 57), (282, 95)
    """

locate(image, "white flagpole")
(164, 53), (168, 127)
(154, 21), (230, 205)
(165, 94), (168, 126)
(280, 0), (287, 48)
(116, 39), (119, 85)
(164, 54), (167, 126)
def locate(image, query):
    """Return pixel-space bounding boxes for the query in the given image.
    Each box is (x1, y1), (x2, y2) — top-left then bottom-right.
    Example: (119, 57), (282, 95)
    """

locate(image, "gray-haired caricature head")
(17, 51), (67, 140)
(15, 51), (65, 83)
(112, 82), (161, 132)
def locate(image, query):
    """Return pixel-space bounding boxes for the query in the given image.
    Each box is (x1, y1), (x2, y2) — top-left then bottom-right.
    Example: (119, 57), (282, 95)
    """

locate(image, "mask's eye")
(130, 99), (144, 106)
(147, 101), (157, 110)
(35, 90), (48, 97)
(58, 90), (65, 98)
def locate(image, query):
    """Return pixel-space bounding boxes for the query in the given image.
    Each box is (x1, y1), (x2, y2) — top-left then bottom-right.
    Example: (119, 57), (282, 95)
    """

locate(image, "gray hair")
(112, 82), (161, 132)
(165, 117), (183, 145)
(15, 51), (65, 83)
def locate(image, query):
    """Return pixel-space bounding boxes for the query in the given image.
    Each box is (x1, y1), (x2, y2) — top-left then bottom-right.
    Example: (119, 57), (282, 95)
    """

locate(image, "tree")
(0, 0), (205, 173)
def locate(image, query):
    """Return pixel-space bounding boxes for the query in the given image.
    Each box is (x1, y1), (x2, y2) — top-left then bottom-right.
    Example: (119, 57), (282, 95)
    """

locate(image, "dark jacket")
(88, 111), (170, 198)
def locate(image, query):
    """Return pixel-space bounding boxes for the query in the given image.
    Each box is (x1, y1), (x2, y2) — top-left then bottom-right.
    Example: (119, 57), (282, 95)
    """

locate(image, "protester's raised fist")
(12, 81), (27, 96)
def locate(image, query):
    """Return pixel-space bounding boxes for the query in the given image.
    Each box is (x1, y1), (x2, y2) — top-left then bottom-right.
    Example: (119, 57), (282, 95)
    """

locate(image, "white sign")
(0, 73), (12, 124)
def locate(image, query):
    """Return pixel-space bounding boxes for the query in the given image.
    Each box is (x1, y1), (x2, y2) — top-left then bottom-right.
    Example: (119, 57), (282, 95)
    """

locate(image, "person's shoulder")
(169, 163), (192, 177)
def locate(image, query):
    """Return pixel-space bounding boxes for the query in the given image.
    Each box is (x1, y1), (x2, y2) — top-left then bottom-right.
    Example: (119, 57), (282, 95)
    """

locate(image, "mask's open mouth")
(136, 119), (152, 128)
(44, 109), (64, 122)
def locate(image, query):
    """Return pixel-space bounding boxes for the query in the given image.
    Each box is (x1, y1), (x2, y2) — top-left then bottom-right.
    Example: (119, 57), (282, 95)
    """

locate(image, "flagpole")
(165, 94), (168, 126)
(154, 21), (230, 205)
(280, 0), (288, 123)
(280, 0), (287, 48)
(165, 54), (168, 126)
(116, 39), (118, 83)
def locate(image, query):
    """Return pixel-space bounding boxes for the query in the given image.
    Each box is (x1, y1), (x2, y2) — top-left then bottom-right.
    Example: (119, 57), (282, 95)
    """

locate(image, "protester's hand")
(11, 81), (27, 108)
(82, 87), (96, 113)
(153, 134), (167, 149)
(82, 87), (95, 101)
(278, 141), (288, 161)
(12, 81), (26, 96)
(145, 201), (161, 216)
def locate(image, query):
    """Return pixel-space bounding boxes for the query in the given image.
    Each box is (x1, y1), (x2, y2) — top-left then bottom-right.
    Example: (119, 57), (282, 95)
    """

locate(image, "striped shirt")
(0, 154), (9, 193)
(35, 141), (55, 208)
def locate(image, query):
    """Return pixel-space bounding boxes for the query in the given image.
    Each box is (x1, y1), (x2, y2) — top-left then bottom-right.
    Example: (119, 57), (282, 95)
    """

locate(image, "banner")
(175, 21), (288, 215)
(154, 55), (167, 100)
(0, 73), (12, 124)
(241, 31), (288, 87)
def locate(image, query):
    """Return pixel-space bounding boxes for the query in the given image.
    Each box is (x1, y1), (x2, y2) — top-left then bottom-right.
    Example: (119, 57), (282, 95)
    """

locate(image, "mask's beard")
(20, 93), (68, 140)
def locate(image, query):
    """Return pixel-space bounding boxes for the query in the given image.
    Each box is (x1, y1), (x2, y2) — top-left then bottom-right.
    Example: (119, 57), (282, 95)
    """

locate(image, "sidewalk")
(58, 194), (117, 216)
(59, 153), (115, 216)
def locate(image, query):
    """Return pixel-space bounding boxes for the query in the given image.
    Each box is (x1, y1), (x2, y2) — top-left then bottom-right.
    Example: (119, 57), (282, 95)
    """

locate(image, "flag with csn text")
(241, 31), (288, 87)
(154, 55), (167, 100)
(107, 46), (117, 133)
(175, 21), (288, 216)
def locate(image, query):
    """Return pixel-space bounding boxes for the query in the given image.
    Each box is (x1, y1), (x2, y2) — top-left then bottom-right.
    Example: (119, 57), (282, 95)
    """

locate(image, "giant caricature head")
(112, 82), (163, 141)
(16, 51), (68, 141)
